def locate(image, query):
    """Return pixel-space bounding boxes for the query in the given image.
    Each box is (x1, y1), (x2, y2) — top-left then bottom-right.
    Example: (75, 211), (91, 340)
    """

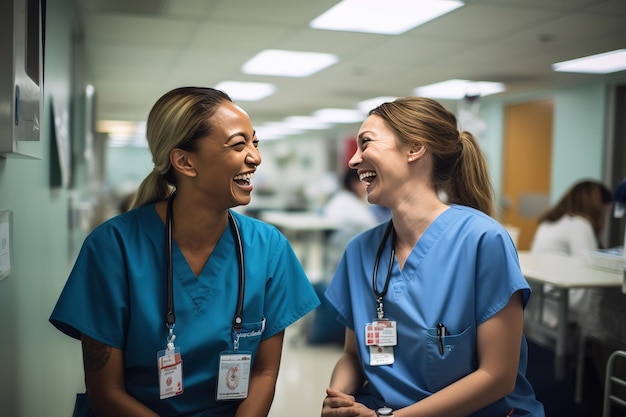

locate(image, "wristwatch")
(376, 406), (394, 416)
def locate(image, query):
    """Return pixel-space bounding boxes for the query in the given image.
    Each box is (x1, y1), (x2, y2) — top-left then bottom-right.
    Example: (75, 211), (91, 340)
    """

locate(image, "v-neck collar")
(397, 206), (458, 278)
(146, 204), (235, 312)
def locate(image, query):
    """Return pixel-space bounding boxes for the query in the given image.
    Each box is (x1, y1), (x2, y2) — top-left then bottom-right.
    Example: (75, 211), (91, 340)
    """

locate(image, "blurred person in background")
(531, 179), (612, 255)
(529, 179), (612, 328)
(530, 179), (625, 416)
(321, 96), (544, 416)
(322, 168), (381, 272)
(50, 87), (319, 417)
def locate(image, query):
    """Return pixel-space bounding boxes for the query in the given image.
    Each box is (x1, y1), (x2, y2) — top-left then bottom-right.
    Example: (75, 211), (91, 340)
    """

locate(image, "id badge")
(365, 319), (397, 347)
(157, 347), (183, 399)
(369, 345), (395, 366)
(216, 351), (252, 401)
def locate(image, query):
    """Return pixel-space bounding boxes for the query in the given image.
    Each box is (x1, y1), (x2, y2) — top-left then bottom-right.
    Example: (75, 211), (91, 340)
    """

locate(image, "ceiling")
(76, 0), (626, 138)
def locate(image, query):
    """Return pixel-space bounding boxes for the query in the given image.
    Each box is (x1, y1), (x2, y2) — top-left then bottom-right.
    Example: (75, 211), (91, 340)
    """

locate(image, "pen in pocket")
(505, 408), (515, 416)
(436, 323), (448, 356)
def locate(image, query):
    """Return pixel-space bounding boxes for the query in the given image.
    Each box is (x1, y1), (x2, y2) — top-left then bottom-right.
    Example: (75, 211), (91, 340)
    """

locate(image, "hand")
(321, 388), (376, 417)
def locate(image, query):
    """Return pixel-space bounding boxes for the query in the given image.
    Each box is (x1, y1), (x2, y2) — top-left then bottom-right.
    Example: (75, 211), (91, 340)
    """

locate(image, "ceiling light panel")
(242, 49), (339, 77)
(310, 0), (464, 35)
(414, 79), (505, 99)
(214, 81), (276, 101)
(283, 116), (331, 130)
(357, 96), (399, 114)
(313, 108), (364, 123)
(552, 49), (626, 74)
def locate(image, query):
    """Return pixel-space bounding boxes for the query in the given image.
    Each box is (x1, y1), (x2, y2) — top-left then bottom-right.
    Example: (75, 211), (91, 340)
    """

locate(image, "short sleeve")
(49, 223), (129, 348)
(475, 228), (530, 325)
(260, 229), (320, 339)
(324, 251), (354, 329)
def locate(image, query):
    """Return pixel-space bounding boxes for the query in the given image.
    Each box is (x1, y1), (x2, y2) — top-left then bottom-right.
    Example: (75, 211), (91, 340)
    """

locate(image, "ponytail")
(131, 169), (173, 209)
(448, 131), (494, 217)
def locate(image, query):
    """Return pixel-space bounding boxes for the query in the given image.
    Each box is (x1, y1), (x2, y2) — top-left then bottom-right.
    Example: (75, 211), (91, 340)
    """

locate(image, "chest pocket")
(423, 325), (477, 392)
(234, 317), (266, 352)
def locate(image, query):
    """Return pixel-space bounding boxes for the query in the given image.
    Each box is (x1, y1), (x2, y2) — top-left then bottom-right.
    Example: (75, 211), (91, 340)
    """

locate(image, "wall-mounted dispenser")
(0, 0), (44, 159)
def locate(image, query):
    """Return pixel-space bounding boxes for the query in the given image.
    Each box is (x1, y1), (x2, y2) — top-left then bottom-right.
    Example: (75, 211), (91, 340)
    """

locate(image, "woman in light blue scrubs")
(322, 97), (545, 416)
(50, 87), (319, 417)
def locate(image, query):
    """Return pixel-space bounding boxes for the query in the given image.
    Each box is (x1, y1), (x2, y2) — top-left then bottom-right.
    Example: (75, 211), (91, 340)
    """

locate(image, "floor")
(267, 319), (625, 417)
(269, 321), (343, 417)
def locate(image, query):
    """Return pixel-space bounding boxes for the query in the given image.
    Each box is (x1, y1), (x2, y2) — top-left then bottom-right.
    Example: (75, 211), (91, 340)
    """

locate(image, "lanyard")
(372, 220), (395, 319)
(165, 193), (245, 335)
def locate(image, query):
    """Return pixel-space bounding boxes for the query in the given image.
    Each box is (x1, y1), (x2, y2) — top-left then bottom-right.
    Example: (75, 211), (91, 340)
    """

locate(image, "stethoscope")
(372, 220), (396, 320)
(165, 192), (246, 339)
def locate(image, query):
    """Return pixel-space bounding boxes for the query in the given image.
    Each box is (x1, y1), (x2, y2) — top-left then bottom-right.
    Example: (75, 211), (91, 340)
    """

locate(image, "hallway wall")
(0, 0), (87, 416)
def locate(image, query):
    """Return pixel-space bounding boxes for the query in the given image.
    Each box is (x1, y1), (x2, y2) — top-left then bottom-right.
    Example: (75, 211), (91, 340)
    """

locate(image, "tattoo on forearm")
(82, 335), (112, 372)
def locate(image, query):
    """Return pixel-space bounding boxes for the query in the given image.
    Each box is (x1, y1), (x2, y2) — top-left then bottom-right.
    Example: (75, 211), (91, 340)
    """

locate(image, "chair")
(574, 288), (626, 405)
(604, 350), (626, 417)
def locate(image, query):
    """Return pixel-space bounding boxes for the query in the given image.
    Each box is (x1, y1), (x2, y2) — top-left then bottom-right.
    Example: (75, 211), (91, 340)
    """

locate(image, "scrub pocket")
(423, 325), (476, 392)
(234, 318), (266, 352)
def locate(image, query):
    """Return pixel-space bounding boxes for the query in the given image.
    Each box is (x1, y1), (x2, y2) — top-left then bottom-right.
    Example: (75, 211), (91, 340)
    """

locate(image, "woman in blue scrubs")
(50, 87), (319, 417)
(322, 97), (545, 416)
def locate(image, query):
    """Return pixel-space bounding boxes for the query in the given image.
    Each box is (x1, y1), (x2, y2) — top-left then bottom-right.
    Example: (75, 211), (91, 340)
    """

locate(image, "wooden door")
(501, 99), (553, 250)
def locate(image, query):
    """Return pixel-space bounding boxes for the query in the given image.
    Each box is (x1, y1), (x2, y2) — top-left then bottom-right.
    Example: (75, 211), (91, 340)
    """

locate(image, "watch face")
(377, 406), (393, 416)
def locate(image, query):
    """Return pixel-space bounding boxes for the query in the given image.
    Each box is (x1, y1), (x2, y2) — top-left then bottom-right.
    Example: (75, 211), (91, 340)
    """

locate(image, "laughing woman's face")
(185, 101), (261, 209)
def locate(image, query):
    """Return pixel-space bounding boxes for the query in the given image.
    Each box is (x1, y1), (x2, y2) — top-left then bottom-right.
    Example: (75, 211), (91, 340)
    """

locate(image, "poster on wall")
(0, 209), (13, 282)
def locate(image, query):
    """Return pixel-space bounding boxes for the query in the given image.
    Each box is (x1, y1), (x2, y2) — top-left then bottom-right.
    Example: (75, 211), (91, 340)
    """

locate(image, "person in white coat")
(322, 169), (382, 275)
(529, 179), (612, 327)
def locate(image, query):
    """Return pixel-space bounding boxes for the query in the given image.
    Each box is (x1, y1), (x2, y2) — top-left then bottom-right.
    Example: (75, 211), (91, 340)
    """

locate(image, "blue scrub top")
(50, 204), (320, 417)
(325, 205), (545, 416)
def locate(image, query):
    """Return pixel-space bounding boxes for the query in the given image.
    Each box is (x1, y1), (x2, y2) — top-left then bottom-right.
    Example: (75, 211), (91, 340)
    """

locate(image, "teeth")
(359, 171), (376, 181)
(234, 172), (254, 181)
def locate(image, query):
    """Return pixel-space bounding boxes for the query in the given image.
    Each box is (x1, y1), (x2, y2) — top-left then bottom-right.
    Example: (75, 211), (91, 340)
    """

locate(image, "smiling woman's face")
(349, 114), (408, 207)
(185, 101), (261, 209)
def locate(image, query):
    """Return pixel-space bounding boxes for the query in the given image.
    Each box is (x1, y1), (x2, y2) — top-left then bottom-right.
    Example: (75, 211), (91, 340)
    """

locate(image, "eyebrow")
(226, 131), (250, 142)
(358, 130), (373, 141)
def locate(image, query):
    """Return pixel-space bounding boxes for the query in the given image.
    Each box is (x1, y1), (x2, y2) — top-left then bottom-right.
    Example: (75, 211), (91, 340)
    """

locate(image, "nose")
(247, 146), (261, 167)
(348, 149), (361, 170)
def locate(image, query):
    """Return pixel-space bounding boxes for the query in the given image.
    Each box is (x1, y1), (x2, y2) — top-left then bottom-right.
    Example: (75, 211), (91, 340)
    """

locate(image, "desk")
(517, 251), (623, 380)
(260, 211), (341, 282)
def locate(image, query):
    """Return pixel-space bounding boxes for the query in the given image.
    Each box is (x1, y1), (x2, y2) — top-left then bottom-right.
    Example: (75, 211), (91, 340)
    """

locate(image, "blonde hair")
(369, 97), (494, 216)
(132, 87), (232, 208)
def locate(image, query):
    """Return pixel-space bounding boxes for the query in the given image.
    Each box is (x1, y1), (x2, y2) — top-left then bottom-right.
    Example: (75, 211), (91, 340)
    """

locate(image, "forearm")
(234, 370), (278, 417)
(89, 389), (160, 417)
(328, 351), (365, 395)
(394, 368), (513, 417)
(82, 335), (160, 417)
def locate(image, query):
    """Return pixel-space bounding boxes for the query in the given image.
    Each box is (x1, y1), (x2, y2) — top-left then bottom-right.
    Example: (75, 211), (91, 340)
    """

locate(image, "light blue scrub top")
(325, 205), (545, 416)
(50, 204), (320, 417)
